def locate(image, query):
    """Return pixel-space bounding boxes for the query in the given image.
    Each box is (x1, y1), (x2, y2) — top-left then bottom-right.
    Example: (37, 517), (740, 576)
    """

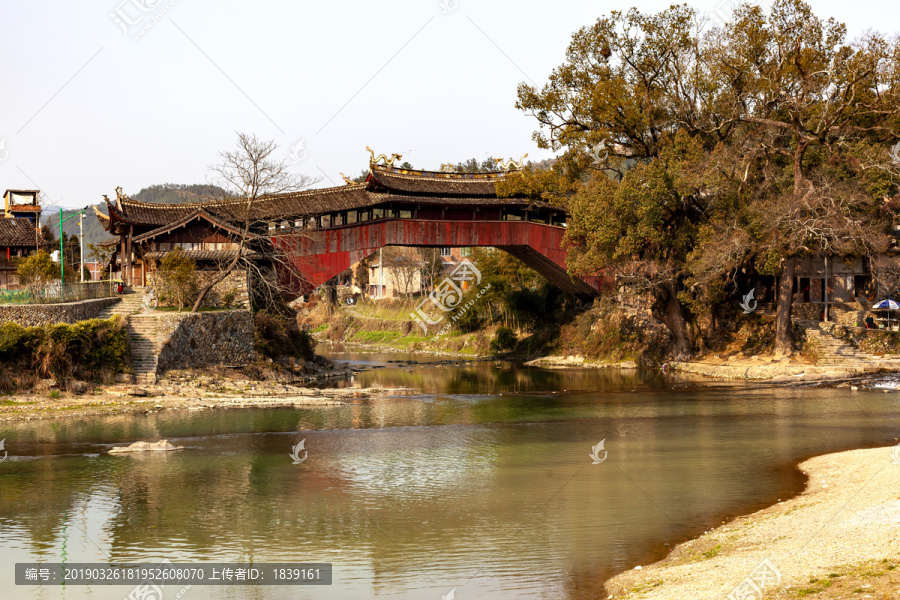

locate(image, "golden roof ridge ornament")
(494, 154), (529, 171)
(366, 146), (402, 167)
(340, 172), (354, 185)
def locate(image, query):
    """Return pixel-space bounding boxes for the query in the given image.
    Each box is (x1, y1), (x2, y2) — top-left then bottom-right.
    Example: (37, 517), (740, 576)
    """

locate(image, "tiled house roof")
(0, 218), (37, 247)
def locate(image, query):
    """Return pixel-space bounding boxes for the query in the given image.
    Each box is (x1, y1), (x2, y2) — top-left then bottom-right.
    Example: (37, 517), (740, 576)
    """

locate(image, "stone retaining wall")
(147, 269), (250, 309)
(156, 310), (255, 372)
(0, 297), (118, 327)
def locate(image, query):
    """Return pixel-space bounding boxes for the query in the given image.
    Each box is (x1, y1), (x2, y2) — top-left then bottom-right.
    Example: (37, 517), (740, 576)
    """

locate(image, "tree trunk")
(774, 257), (797, 356)
(652, 280), (692, 358)
(697, 310), (715, 351)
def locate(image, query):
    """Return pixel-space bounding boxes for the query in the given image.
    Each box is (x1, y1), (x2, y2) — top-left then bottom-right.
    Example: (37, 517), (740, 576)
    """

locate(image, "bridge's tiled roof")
(98, 166), (559, 232)
(0, 217), (37, 247)
(367, 167), (500, 196)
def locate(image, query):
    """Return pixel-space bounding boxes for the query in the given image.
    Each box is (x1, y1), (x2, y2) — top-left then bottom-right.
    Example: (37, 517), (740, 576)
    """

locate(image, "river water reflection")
(1, 350), (899, 599)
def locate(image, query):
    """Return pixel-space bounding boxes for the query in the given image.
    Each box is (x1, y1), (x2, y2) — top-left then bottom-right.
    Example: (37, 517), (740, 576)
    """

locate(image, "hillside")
(42, 184), (227, 248)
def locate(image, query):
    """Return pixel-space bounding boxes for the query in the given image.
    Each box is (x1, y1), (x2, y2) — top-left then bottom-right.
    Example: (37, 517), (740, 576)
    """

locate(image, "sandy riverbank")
(670, 358), (900, 383)
(605, 445), (900, 599)
(524, 352), (900, 384)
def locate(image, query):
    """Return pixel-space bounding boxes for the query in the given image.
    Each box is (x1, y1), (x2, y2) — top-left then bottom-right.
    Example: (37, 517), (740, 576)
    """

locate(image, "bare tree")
(382, 246), (423, 297)
(191, 132), (319, 313)
(420, 247), (444, 292)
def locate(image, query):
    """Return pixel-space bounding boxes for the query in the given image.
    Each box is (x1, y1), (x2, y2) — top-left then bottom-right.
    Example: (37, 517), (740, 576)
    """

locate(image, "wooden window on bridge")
(321, 215), (331, 227)
(373, 208), (384, 219)
(333, 214), (343, 226)
(346, 211), (357, 224)
(399, 210), (412, 219)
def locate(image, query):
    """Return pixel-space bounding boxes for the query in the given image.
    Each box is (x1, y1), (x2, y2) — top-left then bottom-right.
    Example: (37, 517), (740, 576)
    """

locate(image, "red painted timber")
(272, 219), (602, 296)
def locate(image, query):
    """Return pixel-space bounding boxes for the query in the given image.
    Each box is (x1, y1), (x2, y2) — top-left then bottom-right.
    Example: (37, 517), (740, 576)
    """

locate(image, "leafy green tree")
(17, 251), (59, 303)
(157, 247), (197, 311)
(516, 0), (900, 355)
(695, 0), (900, 354)
(39, 225), (56, 253)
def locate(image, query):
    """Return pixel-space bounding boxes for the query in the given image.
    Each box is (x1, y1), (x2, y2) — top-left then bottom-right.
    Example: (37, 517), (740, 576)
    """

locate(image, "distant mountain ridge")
(43, 183), (227, 249)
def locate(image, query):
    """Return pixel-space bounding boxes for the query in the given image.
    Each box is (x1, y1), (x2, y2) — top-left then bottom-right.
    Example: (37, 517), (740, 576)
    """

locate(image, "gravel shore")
(0, 369), (413, 422)
(605, 446), (900, 599)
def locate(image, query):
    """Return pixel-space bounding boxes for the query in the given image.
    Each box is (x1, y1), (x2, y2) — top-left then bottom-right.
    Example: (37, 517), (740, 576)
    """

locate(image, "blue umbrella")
(872, 300), (900, 310)
(872, 299), (900, 329)
(872, 299), (900, 310)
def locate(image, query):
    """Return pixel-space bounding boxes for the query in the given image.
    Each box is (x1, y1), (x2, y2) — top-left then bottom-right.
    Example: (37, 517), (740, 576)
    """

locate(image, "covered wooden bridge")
(96, 158), (602, 298)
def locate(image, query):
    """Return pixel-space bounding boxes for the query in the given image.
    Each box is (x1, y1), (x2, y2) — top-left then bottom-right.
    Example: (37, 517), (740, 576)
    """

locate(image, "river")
(1, 349), (898, 599)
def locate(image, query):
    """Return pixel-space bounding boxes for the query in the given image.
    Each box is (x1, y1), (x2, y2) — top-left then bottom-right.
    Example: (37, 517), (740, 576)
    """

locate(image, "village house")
(0, 189), (41, 289)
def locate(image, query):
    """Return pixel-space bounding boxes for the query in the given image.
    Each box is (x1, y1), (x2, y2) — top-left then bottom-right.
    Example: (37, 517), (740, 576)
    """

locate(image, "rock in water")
(109, 439), (183, 453)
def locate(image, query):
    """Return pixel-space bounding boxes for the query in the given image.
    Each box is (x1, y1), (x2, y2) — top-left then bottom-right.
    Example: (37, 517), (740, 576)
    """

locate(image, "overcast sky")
(1, 0), (897, 210)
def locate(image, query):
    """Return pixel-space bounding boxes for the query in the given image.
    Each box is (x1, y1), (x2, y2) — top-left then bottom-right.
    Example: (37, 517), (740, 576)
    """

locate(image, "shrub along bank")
(300, 298), (497, 356)
(0, 315), (130, 393)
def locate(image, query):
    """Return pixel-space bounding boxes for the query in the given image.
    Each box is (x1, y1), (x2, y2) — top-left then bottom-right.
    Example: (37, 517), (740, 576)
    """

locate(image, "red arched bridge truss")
(272, 218), (602, 297)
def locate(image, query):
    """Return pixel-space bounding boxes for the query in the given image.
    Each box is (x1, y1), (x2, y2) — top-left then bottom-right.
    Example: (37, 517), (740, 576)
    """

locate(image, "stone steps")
(96, 290), (148, 321)
(801, 321), (886, 367)
(125, 310), (161, 385)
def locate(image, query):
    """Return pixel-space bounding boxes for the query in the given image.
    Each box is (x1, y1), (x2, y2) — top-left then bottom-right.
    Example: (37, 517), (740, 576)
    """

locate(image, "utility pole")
(79, 211), (85, 282)
(824, 255), (829, 322)
(59, 209), (64, 300)
(58, 206), (90, 301)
